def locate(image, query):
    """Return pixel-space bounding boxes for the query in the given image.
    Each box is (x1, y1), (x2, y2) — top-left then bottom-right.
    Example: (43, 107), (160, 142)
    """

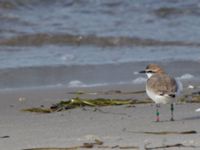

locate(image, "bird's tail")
(196, 108), (200, 112)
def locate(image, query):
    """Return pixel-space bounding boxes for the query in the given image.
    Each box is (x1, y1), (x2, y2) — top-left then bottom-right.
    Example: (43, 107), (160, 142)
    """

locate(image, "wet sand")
(0, 83), (200, 150)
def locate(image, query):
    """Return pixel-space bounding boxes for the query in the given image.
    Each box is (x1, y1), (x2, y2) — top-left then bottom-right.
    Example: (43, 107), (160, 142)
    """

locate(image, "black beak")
(139, 70), (146, 73)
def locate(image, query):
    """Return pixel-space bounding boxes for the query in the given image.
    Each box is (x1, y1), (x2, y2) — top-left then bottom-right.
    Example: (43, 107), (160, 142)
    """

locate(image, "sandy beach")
(1, 1), (200, 150)
(0, 83), (200, 150)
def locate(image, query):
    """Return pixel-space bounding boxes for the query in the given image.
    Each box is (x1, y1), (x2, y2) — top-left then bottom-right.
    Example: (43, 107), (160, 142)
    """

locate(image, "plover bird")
(140, 64), (181, 122)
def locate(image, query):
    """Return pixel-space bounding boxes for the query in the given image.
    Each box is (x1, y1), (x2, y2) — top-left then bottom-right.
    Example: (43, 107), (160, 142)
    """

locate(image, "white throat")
(146, 73), (154, 78)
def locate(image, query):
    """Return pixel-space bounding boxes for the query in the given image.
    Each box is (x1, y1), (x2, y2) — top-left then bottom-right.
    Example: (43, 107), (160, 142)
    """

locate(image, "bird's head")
(139, 64), (165, 78)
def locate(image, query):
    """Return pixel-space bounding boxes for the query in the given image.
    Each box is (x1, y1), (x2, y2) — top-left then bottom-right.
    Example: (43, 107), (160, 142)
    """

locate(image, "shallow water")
(0, 0), (200, 89)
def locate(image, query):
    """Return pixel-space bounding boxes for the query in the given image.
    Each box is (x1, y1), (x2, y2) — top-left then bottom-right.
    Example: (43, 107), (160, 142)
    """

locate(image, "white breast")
(146, 86), (175, 104)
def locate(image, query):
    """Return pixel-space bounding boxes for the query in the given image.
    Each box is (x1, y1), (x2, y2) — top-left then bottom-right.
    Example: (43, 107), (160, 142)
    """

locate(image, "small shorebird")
(140, 64), (181, 122)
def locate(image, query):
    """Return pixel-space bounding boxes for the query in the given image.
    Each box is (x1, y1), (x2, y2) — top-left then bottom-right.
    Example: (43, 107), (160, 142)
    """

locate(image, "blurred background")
(0, 0), (200, 89)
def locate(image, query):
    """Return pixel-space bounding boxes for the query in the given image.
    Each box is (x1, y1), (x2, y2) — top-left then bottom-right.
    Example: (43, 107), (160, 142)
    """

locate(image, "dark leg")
(156, 104), (160, 122)
(170, 103), (174, 121)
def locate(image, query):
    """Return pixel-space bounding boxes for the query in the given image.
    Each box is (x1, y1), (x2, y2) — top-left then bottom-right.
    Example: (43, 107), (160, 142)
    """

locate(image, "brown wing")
(147, 74), (178, 96)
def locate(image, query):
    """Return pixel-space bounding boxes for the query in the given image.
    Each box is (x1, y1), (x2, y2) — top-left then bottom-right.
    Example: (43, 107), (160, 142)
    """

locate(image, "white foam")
(68, 80), (108, 88)
(60, 54), (74, 61)
(68, 80), (85, 87)
(188, 85), (194, 89)
(132, 77), (147, 84)
(196, 108), (200, 112)
(177, 74), (194, 80)
(133, 71), (139, 75)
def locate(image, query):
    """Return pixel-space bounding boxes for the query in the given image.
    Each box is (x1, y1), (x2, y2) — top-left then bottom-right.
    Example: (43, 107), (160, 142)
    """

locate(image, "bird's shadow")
(151, 115), (200, 123)
(152, 120), (175, 123)
(180, 115), (200, 121)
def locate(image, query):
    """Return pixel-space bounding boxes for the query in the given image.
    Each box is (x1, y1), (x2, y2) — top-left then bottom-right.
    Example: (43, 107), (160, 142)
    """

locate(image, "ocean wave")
(0, 63), (129, 89)
(1, 33), (200, 47)
(68, 80), (85, 87)
(68, 80), (108, 88)
(177, 73), (195, 80)
(132, 77), (147, 84)
(60, 54), (75, 62)
(0, 61), (199, 90)
(154, 6), (200, 18)
(0, 0), (68, 10)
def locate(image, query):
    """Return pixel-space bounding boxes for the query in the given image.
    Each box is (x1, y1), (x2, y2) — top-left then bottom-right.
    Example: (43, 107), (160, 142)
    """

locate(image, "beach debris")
(190, 91), (200, 103)
(22, 97), (146, 113)
(50, 98), (134, 109)
(190, 96), (200, 103)
(67, 89), (200, 104)
(178, 91), (200, 103)
(69, 91), (85, 95)
(22, 91), (200, 114)
(22, 107), (52, 113)
(23, 139), (139, 150)
(130, 130), (197, 135)
(68, 91), (97, 95)
(84, 134), (101, 141)
(22, 139), (102, 150)
(83, 139), (104, 148)
(23, 148), (81, 150)
(145, 143), (197, 150)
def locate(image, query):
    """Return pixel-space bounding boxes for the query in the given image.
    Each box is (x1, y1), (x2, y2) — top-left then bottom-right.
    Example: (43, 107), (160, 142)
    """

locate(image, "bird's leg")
(170, 103), (174, 121)
(156, 104), (160, 122)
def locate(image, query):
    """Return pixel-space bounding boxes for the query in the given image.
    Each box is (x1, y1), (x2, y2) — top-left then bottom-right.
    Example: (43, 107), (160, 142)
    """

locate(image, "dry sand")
(0, 84), (200, 150)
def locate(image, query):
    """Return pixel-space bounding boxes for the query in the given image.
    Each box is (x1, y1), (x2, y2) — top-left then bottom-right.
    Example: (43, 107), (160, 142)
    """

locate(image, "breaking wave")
(68, 80), (108, 88)
(1, 33), (200, 47)
(177, 74), (195, 80)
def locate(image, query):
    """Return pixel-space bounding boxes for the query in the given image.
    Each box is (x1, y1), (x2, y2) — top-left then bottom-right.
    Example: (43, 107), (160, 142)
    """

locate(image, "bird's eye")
(147, 70), (154, 73)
